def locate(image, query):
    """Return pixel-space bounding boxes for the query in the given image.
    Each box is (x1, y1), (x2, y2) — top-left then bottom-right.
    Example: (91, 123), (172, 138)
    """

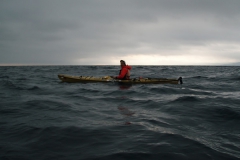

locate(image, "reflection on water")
(117, 84), (133, 125)
(118, 106), (135, 116)
(118, 83), (132, 90)
(118, 106), (135, 125)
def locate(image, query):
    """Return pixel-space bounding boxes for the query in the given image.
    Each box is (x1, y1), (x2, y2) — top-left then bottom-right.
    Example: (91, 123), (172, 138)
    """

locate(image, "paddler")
(112, 60), (132, 80)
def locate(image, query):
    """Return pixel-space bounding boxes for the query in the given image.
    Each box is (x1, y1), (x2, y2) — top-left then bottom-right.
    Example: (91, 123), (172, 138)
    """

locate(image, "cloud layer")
(1, 0), (240, 65)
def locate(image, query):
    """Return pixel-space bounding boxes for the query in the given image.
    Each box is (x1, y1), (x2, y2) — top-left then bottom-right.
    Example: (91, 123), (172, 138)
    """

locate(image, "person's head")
(120, 60), (126, 66)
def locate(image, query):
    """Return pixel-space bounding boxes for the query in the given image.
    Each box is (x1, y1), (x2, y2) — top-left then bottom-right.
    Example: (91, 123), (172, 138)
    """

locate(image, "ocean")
(0, 65), (239, 160)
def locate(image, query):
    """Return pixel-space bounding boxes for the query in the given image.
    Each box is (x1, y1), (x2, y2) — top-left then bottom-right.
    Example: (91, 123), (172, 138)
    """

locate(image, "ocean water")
(0, 65), (240, 160)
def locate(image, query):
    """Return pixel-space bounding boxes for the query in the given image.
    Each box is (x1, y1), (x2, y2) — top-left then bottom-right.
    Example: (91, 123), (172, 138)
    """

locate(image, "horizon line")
(0, 64), (239, 67)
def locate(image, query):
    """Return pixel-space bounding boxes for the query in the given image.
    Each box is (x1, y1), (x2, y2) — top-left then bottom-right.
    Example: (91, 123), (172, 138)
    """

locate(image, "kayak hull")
(58, 74), (182, 84)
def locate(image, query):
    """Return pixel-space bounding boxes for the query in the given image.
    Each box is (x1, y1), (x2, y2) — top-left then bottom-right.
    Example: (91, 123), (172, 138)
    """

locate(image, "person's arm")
(116, 68), (127, 79)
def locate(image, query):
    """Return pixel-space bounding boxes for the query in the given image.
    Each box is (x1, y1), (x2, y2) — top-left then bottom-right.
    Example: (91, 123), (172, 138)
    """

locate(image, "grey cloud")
(0, 0), (240, 65)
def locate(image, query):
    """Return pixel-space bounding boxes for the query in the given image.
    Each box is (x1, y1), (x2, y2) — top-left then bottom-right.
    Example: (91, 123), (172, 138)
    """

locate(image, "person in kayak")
(114, 60), (132, 80)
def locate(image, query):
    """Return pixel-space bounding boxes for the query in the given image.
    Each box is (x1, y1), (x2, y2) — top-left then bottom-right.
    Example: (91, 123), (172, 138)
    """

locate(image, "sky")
(0, 0), (240, 65)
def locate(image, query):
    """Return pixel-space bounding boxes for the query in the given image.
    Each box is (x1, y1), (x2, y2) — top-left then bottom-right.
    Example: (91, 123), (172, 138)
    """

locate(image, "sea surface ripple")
(0, 66), (240, 160)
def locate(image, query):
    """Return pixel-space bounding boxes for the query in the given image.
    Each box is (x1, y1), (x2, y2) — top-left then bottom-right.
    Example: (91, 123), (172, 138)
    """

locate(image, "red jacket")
(116, 65), (132, 79)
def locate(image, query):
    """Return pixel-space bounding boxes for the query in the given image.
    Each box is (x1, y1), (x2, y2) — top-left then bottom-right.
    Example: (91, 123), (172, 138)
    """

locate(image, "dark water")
(0, 66), (240, 160)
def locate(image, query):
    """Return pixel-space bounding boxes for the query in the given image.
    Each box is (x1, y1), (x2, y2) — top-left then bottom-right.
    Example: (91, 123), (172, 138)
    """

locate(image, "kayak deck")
(58, 74), (183, 84)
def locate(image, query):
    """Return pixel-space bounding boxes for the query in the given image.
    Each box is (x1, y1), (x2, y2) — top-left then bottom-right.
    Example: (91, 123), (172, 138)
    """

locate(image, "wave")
(209, 106), (240, 121)
(2, 124), (238, 160)
(0, 80), (41, 91)
(0, 107), (24, 117)
(0, 75), (9, 79)
(0, 80), (21, 90)
(85, 131), (239, 160)
(88, 148), (239, 160)
(172, 96), (200, 103)
(22, 99), (72, 112)
(148, 87), (179, 94)
(27, 86), (41, 90)
(230, 76), (240, 81)
(191, 76), (209, 79)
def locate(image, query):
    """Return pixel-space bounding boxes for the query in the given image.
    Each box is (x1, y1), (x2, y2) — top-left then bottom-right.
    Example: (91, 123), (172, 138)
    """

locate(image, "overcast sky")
(0, 0), (240, 65)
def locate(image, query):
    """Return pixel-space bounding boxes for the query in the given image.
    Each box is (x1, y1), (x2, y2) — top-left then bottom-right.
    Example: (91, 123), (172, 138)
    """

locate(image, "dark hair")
(120, 60), (126, 65)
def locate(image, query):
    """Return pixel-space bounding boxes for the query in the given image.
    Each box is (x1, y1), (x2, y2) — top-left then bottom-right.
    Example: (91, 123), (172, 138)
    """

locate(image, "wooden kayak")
(58, 74), (183, 84)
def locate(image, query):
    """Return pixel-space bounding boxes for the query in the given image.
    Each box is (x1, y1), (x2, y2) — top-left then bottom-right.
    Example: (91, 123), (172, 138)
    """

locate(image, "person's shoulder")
(126, 65), (132, 70)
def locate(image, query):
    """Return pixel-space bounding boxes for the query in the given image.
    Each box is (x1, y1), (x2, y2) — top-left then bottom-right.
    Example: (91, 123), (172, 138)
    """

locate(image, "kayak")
(58, 74), (182, 84)
(58, 74), (183, 84)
